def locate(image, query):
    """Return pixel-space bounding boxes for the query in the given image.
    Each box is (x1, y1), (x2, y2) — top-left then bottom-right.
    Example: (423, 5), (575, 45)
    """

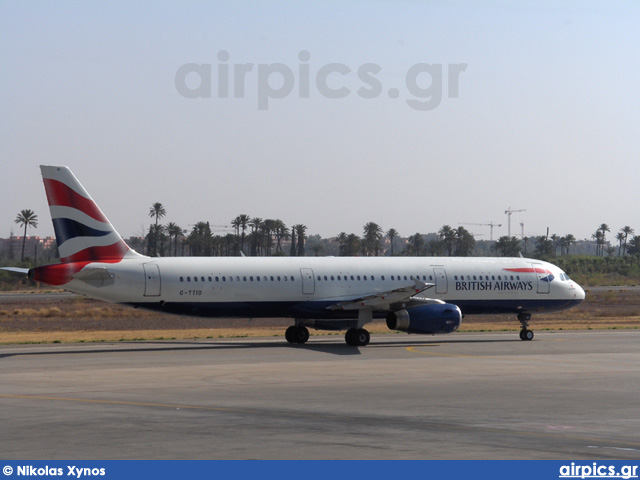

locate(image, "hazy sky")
(2, 1), (639, 243)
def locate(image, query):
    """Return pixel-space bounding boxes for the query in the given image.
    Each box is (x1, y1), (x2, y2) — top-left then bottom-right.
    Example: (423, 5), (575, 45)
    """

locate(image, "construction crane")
(505, 207), (526, 238)
(459, 222), (502, 241)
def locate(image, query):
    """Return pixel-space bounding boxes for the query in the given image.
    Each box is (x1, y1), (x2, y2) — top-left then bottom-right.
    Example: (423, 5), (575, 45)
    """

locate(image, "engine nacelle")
(386, 303), (461, 334)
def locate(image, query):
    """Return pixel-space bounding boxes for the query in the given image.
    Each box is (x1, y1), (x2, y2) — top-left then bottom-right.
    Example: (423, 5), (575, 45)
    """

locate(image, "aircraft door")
(433, 267), (448, 294)
(300, 268), (315, 295)
(531, 263), (551, 294)
(143, 263), (161, 296)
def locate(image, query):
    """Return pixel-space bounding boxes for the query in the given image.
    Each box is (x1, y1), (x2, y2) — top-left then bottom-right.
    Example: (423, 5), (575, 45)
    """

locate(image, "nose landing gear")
(518, 312), (534, 341)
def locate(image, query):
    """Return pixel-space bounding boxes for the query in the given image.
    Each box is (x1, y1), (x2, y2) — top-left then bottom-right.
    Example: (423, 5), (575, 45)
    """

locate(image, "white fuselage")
(63, 255), (585, 320)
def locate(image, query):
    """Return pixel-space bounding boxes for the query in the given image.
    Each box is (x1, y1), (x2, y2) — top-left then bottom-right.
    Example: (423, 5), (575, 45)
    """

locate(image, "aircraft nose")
(573, 282), (586, 302)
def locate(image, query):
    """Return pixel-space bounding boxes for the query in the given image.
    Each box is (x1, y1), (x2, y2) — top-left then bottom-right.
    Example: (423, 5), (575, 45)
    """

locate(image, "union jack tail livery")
(29, 166), (141, 285)
(41, 165), (134, 263)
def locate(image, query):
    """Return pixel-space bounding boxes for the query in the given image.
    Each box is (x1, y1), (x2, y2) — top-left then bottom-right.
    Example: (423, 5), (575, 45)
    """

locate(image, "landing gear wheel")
(285, 326), (295, 343)
(517, 313), (533, 341)
(285, 326), (309, 344)
(345, 328), (370, 347)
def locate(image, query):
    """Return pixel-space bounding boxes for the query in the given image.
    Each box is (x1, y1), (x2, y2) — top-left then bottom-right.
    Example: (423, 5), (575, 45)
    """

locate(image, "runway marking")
(2, 393), (640, 450)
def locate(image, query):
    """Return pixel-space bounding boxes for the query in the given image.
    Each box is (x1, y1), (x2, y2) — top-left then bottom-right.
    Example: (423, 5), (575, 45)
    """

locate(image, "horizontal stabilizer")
(0, 267), (29, 275)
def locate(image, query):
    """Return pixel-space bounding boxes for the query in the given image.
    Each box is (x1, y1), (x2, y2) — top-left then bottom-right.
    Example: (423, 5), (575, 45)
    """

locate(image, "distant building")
(0, 236), (57, 262)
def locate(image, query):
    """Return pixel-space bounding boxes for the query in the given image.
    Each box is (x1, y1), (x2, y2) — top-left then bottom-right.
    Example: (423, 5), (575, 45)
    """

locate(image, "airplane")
(2, 166), (585, 347)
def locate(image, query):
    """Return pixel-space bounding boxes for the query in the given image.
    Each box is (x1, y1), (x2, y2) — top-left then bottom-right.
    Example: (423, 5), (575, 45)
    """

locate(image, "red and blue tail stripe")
(32, 166), (135, 285)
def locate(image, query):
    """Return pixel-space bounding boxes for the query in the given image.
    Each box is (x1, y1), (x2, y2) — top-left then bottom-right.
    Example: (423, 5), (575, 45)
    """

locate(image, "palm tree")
(615, 231), (625, 257)
(343, 233), (361, 256)
(289, 228), (297, 257)
(294, 224), (307, 256)
(562, 234), (576, 255)
(363, 222), (383, 256)
(404, 233), (426, 256)
(492, 236), (521, 257)
(166, 222), (182, 257)
(148, 202), (166, 256)
(273, 219), (289, 254)
(621, 226), (634, 256)
(592, 229), (604, 256)
(454, 226), (475, 256)
(231, 214), (250, 255)
(386, 228), (398, 256)
(598, 223), (610, 257)
(15, 209), (38, 261)
(438, 225), (456, 256)
(249, 217), (263, 256)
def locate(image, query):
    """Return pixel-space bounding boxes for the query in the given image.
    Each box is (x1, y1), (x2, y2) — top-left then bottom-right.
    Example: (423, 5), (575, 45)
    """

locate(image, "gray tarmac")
(1, 330), (639, 460)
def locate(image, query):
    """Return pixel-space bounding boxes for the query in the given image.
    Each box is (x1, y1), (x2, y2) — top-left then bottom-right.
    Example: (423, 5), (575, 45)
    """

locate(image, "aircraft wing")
(327, 279), (435, 311)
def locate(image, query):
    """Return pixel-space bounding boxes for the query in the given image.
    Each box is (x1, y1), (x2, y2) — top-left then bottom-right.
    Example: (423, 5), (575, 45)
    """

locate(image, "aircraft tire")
(285, 326), (296, 344)
(294, 326), (310, 344)
(519, 329), (534, 341)
(356, 328), (370, 346)
(345, 328), (370, 347)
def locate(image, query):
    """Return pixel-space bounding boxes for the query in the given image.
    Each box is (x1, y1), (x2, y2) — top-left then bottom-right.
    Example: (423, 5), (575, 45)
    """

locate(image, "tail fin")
(40, 165), (138, 263)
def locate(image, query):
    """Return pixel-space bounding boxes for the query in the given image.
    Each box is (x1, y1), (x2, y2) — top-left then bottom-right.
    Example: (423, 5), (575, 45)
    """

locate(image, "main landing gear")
(285, 325), (371, 347)
(345, 328), (370, 347)
(518, 312), (534, 341)
(285, 325), (310, 344)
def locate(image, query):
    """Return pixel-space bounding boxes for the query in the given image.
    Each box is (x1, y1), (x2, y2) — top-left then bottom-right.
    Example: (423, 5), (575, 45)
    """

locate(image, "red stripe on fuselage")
(43, 178), (108, 223)
(32, 243), (129, 286)
(504, 267), (552, 274)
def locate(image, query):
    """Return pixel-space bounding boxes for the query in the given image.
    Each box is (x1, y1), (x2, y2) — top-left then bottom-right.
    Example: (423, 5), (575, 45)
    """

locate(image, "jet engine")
(386, 303), (461, 334)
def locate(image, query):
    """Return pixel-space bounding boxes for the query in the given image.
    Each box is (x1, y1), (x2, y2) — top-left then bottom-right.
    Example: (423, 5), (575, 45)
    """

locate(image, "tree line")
(7, 205), (640, 263)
